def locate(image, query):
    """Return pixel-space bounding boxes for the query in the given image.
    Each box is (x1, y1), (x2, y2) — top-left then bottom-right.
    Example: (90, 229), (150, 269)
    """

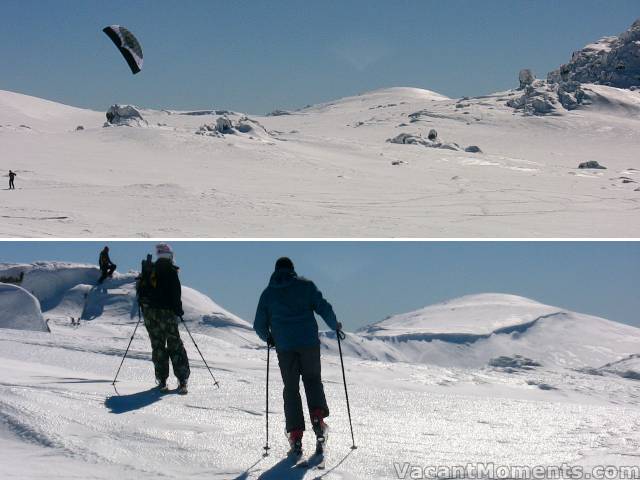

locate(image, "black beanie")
(275, 257), (294, 271)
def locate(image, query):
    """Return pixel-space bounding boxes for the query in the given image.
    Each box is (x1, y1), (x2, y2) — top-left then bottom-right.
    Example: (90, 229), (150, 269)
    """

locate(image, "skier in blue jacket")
(254, 257), (342, 458)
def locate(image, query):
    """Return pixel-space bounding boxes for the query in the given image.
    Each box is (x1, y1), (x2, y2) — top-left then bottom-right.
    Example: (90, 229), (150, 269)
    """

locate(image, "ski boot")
(177, 379), (188, 395)
(311, 409), (329, 455)
(287, 430), (304, 458)
(157, 378), (169, 393)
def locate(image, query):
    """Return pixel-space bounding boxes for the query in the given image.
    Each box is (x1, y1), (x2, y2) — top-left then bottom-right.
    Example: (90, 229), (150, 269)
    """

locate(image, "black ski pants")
(277, 344), (329, 433)
(98, 264), (116, 283)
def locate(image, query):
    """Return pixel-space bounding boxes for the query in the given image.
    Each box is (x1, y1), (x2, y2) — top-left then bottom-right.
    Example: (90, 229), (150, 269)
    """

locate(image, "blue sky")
(1, 241), (638, 330)
(1, 1), (638, 113)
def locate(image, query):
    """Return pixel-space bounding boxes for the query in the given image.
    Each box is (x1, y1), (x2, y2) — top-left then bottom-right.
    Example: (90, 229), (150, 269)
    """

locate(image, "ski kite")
(102, 25), (144, 74)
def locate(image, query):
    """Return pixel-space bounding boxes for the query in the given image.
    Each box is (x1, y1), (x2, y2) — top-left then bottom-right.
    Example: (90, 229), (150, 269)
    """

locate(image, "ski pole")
(112, 303), (143, 385)
(263, 344), (271, 457)
(179, 316), (220, 388)
(336, 328), (357, 449)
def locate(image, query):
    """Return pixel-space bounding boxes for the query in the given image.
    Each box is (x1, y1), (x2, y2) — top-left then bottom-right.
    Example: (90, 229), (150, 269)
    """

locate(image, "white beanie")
(155, 243), (174, 261)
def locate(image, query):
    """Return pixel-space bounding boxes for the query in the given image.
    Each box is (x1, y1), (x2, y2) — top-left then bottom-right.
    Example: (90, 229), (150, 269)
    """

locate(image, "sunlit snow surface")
(1, 264), (639, 479)
(1, 85), (639, 237)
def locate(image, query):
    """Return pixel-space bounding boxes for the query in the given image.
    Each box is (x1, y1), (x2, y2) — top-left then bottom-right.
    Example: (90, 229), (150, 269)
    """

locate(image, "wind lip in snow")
(357, 293), (566, 341)
(359, 311), (567, 344)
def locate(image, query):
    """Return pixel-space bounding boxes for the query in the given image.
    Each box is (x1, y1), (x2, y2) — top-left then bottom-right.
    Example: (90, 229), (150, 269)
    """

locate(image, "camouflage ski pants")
(143, 307), (190, 383)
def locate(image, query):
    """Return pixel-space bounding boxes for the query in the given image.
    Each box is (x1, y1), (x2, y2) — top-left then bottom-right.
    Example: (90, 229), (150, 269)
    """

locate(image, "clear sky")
(1, 1), (639, 113)
(1, 241), (638, 330)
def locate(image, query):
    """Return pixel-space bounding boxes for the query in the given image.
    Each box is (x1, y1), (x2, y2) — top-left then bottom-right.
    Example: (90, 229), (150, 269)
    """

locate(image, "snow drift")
(0, 262), (253, 346)
(0, 283), (48, 332)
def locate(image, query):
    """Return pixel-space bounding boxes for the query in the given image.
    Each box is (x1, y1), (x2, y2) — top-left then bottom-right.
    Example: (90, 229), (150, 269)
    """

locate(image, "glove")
(267, 334), (276, 348)
(336, 322), (346, 340)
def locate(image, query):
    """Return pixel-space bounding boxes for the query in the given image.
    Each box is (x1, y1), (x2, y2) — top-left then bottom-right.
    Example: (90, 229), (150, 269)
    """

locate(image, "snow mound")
(305, 86), (449, 113)
(359, 294), (559, 339)
(0, 283), (48, 332)
(347, 294), (640, 369)
(0, 89), (102, 131)
(0, 262), (100, 311)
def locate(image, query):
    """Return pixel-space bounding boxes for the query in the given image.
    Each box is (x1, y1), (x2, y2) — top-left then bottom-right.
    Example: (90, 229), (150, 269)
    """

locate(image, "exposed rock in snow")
(579, 160), (606, 169)
(518, 69), (536, 89)
(507, 78), (588, 115)
(196, 115), (273, 141)
(387, 132), (482, 153)
(75, 125), (84, 131)
(0, 283), (49, 332)
(490, 355), (542, 372)
(105, 104), (147, 127)
(506, 82), (559, 115)
(216, 116), (234, 134)
(387, 132), (461, 151)
(465, 145), (482, 153)
(548, 18), (640, 89)
(267, 109), (291, 116)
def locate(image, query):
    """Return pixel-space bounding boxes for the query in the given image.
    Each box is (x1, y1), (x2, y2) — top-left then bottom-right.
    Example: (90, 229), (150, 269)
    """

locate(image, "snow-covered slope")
(0, 283), (48, 332)
(2, 79), (639, 237)
(347, 294), (640, 369)
(1, 265), (640, 478)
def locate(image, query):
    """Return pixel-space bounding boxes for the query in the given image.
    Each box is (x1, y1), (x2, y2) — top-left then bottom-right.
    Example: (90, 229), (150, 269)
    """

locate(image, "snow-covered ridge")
(339, 293), (640, 369)
(0, 262), (253, 345)
(358, 293), (561, 339)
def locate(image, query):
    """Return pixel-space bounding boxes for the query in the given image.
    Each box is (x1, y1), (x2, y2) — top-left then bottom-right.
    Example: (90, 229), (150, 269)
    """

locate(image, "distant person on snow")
(8, 170), (16, 190)
(254, 257), (342, 458)
(98, 246), (117, 284)
(140, 243), (190, 394)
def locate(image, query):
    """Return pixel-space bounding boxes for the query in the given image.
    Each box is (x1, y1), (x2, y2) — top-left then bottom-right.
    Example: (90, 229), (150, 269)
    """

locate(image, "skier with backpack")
(138, 244), (190, 394)
(98, 246), (117, 284)
(254, 257), (342, 460)
(8, 170), (16, 190)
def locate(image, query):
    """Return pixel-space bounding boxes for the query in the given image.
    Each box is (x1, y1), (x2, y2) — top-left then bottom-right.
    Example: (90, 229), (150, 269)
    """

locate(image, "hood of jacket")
(268, 268), (297, 288)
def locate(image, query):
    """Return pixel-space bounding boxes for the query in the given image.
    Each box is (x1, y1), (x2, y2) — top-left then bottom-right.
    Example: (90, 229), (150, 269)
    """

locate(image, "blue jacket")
(254, 268), (338, 351)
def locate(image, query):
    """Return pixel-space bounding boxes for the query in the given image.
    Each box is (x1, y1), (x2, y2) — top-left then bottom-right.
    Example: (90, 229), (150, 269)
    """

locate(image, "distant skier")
(141, 243), (190, 394)
(97, 246), (116, 284)
(8, 170), (16, 190)
(254, 257), (342, 458)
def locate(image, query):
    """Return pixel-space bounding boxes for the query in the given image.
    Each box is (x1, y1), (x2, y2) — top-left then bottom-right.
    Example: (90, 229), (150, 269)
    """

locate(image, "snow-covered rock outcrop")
(548, 18), (640, 89)
(506, 74), (588, 115)
(0, 283), (49, 332)
(387, 131), (479, 152)
(105, 104), (147, 126)
(196, 115), (273, 141)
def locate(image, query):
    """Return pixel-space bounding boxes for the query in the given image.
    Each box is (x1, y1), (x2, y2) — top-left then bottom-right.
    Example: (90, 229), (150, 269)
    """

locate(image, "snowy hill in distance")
(350, 293), (640, 369)
(1, 263), (640, 478)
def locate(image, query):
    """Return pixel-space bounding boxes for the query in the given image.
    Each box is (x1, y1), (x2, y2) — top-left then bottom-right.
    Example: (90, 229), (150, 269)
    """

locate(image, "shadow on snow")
(105, 387), (167, 414)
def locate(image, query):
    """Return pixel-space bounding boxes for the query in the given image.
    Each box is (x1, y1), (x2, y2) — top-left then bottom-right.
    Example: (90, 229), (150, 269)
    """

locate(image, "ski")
(295, 452), (325, 470)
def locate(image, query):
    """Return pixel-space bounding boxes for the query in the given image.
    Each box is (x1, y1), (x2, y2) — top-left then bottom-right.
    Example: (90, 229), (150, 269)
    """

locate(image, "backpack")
(136, 257), (155, 303)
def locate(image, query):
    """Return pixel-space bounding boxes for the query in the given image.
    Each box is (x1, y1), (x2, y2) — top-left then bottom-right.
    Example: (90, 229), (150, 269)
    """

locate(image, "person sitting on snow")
(97, 246), (117, 284)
